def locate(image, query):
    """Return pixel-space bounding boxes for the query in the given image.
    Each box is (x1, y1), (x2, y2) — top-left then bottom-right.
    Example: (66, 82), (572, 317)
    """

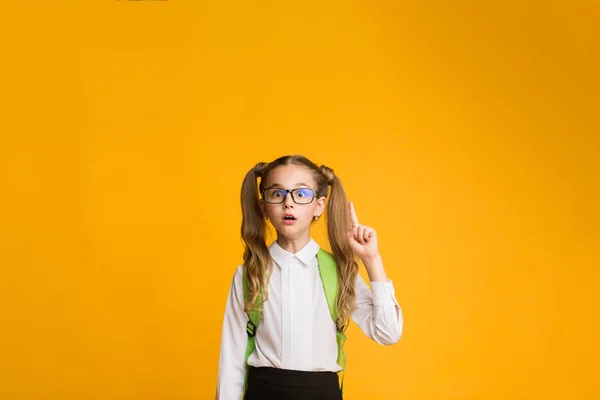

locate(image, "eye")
(296, 188), (312, 197)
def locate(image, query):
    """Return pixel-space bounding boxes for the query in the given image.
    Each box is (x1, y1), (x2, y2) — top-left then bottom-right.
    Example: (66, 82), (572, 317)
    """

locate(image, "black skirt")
(244, 366), (343, 400)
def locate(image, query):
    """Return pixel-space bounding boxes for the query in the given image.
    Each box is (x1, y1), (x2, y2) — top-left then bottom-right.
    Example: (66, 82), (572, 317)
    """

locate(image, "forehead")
(263, 164), (316, 187)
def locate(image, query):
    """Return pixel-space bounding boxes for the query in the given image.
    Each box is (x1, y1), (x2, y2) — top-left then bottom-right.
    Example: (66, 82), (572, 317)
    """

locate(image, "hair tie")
(320, 165), (335, 185)
(254, 162), (269, 177)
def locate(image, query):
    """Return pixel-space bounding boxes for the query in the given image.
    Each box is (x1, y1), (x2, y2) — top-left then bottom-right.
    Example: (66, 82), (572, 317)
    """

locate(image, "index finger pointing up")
(349, 201), (359, 227)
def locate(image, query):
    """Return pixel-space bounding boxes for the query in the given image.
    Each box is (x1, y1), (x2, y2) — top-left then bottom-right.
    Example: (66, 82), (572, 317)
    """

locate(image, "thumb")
(347, 226), (357, 239)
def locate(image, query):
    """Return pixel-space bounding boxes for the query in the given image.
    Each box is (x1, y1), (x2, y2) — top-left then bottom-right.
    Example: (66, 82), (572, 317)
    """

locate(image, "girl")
(216, 155), (402, 400)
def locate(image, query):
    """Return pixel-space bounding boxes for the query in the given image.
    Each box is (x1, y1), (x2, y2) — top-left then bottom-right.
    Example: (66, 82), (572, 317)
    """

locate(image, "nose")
(283, 191), (294, 208)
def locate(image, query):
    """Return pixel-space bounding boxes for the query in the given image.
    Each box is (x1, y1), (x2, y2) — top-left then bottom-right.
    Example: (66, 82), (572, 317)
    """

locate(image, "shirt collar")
(269, 238), (320, 268)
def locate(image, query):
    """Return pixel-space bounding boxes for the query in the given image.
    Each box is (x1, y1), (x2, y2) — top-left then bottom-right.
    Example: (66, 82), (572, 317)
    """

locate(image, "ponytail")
(240, 162), (271, 312)
(320, 165), (359, 328)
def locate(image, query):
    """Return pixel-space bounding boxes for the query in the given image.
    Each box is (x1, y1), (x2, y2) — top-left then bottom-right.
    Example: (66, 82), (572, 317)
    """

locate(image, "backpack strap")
(316, 249), (347, 395)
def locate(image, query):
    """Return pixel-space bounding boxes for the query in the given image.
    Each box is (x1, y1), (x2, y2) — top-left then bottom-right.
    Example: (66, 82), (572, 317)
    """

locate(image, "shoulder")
(234, 264), (244, 275)
(233, 264), (244, 283)
(226, 265), (245, 304)
(226, 265), (244, 291)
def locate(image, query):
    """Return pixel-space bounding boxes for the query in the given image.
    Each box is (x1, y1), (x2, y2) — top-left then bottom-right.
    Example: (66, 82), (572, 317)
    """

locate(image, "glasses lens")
(293, 188), (315, 204)
(264, 188), (285, 203)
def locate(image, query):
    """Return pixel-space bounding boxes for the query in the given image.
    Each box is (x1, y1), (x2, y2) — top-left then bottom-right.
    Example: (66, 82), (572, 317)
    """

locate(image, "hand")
(347, 201), (379, 261)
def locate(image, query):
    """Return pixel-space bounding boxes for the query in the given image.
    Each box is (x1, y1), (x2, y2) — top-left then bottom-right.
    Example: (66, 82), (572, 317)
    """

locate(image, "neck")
(276, 232), (311, 254)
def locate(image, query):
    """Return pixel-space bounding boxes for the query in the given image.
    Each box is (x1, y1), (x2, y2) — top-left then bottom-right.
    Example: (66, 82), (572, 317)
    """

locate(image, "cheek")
(264, 204), (278, 215)
(300, 205), (318, 218)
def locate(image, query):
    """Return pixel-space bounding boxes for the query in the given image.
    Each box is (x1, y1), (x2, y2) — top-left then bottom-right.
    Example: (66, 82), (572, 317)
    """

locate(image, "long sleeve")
(351, 274), (403, 345)
(216, 266), (248, 400)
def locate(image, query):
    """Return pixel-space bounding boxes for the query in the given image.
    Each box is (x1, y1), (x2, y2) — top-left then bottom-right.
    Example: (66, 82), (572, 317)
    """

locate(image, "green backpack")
(242, 248), (348, 395)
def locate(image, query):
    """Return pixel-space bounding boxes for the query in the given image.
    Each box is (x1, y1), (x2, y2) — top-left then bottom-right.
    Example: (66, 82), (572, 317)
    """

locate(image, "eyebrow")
(268, 183), (312, 188)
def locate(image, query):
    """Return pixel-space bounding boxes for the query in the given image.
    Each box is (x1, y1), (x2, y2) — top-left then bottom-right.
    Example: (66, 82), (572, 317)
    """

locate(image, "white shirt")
(215, 238), (403, 400)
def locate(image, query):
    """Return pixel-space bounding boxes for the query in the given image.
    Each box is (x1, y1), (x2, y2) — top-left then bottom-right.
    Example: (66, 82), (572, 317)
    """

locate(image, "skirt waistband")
(247, 366), (339, 389)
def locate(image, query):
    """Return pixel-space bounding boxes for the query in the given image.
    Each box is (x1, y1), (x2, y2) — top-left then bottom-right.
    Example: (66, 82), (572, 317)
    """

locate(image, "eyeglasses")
(261, 187), (316, 204)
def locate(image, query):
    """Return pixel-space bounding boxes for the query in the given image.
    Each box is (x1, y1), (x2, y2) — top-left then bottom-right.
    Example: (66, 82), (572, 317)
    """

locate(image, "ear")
(315, 196), (326, 217)
(259, 198), (266, 215)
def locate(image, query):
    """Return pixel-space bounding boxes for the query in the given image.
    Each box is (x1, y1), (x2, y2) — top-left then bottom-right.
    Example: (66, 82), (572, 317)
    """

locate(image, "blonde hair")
(240, 155), (358, 328)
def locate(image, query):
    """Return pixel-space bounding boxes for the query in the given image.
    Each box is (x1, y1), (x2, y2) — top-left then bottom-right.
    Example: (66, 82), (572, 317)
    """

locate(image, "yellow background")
(1, 1), (598, 399)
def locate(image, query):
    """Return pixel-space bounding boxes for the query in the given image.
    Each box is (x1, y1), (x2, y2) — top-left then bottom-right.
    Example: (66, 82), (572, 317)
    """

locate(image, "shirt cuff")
(370, 279), (400, 307)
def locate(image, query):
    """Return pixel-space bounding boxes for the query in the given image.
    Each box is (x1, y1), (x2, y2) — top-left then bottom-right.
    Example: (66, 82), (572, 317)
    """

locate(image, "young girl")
(216, 155), (403, 400)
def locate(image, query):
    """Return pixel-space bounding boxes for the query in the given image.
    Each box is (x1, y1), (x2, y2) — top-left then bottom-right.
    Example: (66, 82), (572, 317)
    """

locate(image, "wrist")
(361, 254), (387, 282)
(361, 253), (382, 268)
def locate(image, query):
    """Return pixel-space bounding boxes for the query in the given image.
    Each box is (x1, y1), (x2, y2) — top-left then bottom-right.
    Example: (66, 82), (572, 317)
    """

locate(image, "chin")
(274, 222), (308, 233)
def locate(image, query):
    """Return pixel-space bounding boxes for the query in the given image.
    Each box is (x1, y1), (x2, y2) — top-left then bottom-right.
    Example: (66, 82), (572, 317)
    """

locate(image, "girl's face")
(260, 165), (326, 240)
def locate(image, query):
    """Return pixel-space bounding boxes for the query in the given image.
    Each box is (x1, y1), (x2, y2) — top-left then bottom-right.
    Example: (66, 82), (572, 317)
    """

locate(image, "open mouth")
(283, 215), (297, 221)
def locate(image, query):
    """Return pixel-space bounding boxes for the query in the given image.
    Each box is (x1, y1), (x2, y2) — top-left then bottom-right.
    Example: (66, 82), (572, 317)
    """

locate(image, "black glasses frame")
(260, 187), (317, 204)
